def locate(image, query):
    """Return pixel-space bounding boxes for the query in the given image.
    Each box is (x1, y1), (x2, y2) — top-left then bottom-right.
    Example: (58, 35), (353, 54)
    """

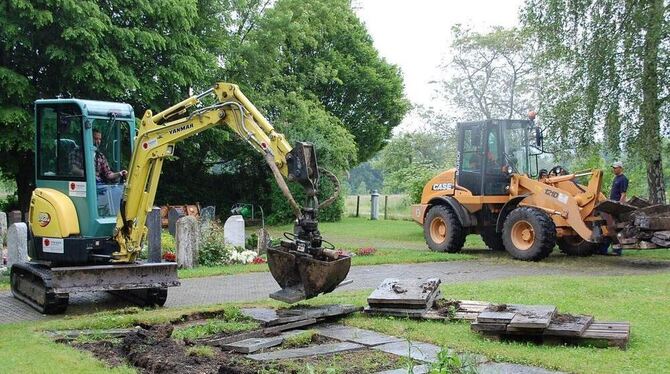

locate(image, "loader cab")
(456, 119), (534, 196)
(34, 99), (135, 238)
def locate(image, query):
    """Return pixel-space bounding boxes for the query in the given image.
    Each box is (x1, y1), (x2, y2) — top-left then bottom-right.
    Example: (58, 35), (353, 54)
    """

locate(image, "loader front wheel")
(424, 205), (465, 253)
(502, 207), (556, 261)
(557, 236), (598, 257)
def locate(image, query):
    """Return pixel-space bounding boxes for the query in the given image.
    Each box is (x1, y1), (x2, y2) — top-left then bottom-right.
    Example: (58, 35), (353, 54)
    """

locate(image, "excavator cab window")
(92, 118), (132, 217)
(37, 105), (85, 180)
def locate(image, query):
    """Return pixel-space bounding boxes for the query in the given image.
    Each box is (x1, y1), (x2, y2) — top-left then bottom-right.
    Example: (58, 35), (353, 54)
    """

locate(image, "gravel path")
(1, 257), (668, 324)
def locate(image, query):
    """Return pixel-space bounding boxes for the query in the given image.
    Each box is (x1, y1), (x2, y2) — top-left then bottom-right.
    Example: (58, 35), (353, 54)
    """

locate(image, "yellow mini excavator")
(412, 118), (616, 261)
(11, 83), (350, 313)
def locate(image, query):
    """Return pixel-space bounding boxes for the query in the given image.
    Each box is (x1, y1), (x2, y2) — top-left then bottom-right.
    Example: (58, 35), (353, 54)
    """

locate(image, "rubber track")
(10, 263), (69, 314)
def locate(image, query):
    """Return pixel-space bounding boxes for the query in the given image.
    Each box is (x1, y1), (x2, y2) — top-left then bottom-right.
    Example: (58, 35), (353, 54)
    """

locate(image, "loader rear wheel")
(480, 227), (505, 251)
(502, 207), (556, 261)
(557, 236), (598, 257)
(424, 205), (465, 253)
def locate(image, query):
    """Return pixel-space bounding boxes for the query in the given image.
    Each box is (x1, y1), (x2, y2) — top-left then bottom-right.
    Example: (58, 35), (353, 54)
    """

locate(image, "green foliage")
(172, 320), (258, 341)
(430, 348), (479, 374)
(186, 345), (216, 358)
(199, 222), (236, 267)
(281, 329), (316, 348)
(522, 0), (669, 202)
(161, 230), (176, 254)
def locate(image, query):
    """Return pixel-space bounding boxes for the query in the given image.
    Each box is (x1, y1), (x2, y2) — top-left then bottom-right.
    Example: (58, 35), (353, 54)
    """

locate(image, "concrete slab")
(241, 308), (279, 325)
(373, 341), (442, 363)
(375, 364), (429, 374)
(477, 362), (565, 374)
(246, 342), (363, 361)
(222, 336), (284, 353)
(315, 324), (403, 346)
(367, 278), (441, 307)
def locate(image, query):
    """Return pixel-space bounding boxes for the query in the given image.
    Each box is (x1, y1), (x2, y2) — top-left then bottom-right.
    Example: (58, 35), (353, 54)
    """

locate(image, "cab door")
(482, 121), (509, 195)
(457, 122), (484, 195)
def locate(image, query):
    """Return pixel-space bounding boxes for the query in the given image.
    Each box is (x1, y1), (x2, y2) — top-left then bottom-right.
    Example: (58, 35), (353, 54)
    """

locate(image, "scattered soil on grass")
(434, 299), (461, 316)
(73, 340), (127, 368)
(553, 313), (578, 324)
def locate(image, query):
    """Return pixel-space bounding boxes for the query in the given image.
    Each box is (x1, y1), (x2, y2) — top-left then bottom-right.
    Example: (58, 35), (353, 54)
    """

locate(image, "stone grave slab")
(375, 365), (430, 374)
(167, 207), (184, 237)
(276, 304), (361, 323)
(373, 341), (442, 363)
(262, 318), (318, 334)
(507, 305), (557, 329)
(222, 336), (284, 353)
(315, 324), (403, 346)
(477, 311), (516, 324)
(544, 314), (593, 337)
(246, 342), (363, 361)
(367, 278), (441, 307)
(477, 362), (565, 374)
(471, 322), (508, 333)
(241, 308), (279, 325)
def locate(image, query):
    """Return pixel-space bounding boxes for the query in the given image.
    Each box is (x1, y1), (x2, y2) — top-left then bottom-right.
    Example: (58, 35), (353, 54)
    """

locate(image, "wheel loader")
(411, 118), (636, 261)
(11, 83), (350, 313)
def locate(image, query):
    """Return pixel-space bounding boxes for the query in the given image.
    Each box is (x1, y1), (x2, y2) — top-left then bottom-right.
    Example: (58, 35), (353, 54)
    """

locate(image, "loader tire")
(502, 207), (556, 261)
(424, 205), (466, 253)
(557, 236), (598, 257)
(480, 227), (505, 251)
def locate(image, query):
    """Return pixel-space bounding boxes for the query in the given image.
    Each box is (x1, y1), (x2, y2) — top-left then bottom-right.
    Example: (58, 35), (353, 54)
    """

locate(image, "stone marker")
(175, 216), (199, 269)
(507, 305), (557, 329)
(373, 341), (442, 363)
(367, 278), (441, 307)
(7, 223), (29, 267)
(315, 324), (403, 346)
(7, 210), (22, 226)
(200, 206), (216, 223)
(247, 342), (363, 361)
(223, 215), (245, 247)
(147, 207), (162, 263)
(222, 336), (284, 353)
(168, 207), (184, 237)
(256, 227), (270, 255)
(0, 211), (7, 243)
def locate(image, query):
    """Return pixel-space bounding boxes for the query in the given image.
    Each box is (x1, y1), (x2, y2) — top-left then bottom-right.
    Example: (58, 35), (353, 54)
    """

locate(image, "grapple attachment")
(267, 246), (351, 303)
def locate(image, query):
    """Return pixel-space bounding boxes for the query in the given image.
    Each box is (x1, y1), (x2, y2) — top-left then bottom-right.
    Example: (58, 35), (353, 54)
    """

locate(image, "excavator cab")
(31, 99), (136, 263)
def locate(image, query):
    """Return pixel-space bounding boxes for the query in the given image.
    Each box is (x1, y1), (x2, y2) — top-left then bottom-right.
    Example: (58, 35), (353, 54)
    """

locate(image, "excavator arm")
(112, 83), (350, 302)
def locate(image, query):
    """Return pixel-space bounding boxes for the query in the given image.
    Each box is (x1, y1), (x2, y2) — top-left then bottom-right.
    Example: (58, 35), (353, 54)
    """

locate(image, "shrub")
(355, 247), (376, 256)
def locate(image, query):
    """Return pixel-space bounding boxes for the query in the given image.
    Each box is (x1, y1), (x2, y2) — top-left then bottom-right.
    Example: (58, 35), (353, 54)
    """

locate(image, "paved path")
(2, 258), (669, 324)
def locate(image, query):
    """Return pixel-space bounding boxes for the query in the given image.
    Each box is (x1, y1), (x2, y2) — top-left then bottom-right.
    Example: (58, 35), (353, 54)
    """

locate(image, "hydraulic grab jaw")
(267, 143), (351, 303)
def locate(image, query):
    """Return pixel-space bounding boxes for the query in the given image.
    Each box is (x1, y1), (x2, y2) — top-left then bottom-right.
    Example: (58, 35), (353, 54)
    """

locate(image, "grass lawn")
(2, 272), (669, 373)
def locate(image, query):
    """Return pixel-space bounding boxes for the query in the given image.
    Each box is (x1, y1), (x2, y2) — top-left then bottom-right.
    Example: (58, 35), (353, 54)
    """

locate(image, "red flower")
(355, 247), (376, 256)
(252, 256), (266, 264)
(162, 252), (176, 262)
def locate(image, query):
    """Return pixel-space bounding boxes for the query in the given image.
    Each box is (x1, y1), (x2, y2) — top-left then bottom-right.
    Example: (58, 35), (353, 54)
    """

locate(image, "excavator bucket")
(267, 247), (351, 303)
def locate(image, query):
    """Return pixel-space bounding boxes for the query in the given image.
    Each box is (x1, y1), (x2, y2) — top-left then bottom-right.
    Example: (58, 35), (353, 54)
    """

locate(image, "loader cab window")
(503, 122), (530, 175)
(92, 118), (132, 217)
(461, 127), (483, 172)
(37, 105), (85, 180)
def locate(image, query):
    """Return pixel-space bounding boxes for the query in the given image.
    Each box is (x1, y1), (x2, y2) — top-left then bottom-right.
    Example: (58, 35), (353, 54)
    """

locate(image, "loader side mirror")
(534, 127), (543, 148)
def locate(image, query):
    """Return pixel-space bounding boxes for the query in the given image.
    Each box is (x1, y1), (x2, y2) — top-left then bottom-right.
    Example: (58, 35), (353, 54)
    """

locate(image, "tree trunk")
(640, 0), (665, 204)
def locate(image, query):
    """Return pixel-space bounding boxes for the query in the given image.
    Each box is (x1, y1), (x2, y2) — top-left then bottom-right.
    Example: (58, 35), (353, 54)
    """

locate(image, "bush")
(199, 222), (235, 266)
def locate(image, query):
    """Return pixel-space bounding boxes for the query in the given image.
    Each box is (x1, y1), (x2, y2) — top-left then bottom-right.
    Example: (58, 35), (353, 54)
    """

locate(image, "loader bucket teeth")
(267, 247), (351, 303)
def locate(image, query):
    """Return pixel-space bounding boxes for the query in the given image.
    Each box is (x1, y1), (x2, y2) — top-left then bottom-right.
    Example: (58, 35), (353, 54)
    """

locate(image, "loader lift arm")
(113, 83), (335, 264)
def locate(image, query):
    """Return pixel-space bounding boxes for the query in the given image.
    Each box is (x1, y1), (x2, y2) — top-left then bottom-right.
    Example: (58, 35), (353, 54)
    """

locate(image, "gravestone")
(7, 210), (22, 226)
(175, 216), (199, 269)
(7, 223), (28, 267)
(256, 228), (270, 255)
(0, 211), (7, 244)
(146, 207), (162, 263)
(168, 207), (184, 237)
(200, 206), (216, 223)
(223, 215), (245, 247)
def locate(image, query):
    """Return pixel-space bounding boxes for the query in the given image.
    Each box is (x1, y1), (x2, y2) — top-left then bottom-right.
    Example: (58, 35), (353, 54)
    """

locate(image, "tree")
(435, 26), (537, 121)
(0, 0), (219, 211)
(522, 0), (670, 203)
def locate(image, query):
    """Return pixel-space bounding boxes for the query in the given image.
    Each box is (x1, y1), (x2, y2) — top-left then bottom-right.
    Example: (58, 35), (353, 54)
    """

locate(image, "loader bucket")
(267, 247), (351, 303)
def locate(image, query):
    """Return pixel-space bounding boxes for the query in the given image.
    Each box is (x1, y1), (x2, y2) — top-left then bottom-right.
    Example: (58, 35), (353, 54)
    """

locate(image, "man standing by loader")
(601, 161), (629, 256)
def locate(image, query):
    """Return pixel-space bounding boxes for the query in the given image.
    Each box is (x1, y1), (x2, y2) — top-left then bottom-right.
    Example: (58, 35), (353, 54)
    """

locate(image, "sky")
(354, 0), (526, 132)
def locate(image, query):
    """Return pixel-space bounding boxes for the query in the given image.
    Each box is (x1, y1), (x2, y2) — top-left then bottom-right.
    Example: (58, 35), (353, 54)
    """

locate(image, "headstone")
(367, 278), (441, 307)
(175, 216), (199, 269)
(315, 324), (403, 346)
(0, 211), (7, 243)
(7, 210), (22, 226)
(146, 207), (162, 263)
(7, 223), (28, 267)
(168, 207), (184, 237)
(223, 215), (245, 247)
(221, 336), (284, 353)
(373, 341), (442, 363)
(200, 206), (216, 223)
(256, 228), (270, 255)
